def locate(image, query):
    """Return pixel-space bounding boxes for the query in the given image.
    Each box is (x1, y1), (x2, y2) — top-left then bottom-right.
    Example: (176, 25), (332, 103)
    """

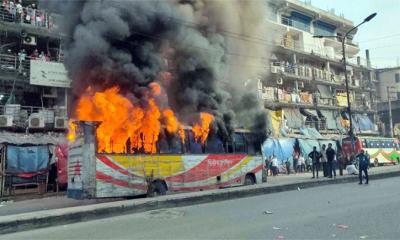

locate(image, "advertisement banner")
(30, 60), (71, 88)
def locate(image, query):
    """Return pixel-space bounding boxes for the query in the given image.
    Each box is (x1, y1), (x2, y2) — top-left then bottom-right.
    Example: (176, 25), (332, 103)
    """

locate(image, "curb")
(1, 170), (399, 235)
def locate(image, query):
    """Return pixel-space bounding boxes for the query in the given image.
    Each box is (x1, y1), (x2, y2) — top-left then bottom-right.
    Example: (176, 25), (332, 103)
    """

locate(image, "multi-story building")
(376, 67), (400, 137)
(262, 0), (379, 138)
(0, 2), (69, 132)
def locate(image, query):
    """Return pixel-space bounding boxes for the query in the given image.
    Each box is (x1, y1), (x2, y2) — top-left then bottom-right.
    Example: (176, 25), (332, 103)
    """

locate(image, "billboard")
(30, 60), (71, 88)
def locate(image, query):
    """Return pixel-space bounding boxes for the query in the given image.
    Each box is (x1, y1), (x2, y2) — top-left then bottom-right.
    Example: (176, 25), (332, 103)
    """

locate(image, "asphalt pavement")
(2, 176), (400, 240)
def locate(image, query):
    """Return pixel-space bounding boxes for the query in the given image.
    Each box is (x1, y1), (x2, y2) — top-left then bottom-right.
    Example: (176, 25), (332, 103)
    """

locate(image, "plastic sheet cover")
(6, 145), (50, 173)
(320, 110), (339, 130)
(262, 138), (296, 163)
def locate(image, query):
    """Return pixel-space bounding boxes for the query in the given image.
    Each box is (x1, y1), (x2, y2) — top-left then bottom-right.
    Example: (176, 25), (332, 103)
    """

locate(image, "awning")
(300, 127), (323, 139)
(0, 132), (66, 145)
(284, 108), (303, 129)
(320, 110), (339, 130)
(353, 114), (375, 132)
(317, 85), (333, 99)
(300, 108), (319, 119)
(262, 138), (296, 163)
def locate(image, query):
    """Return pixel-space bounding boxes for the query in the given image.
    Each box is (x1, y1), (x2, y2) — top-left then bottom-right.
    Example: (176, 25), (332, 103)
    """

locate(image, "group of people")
(265, 144), (371, 184)
(2, 0), (49, 28)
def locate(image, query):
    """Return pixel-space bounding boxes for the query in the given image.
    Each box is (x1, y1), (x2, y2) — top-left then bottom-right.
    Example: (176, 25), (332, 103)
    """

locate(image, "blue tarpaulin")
(298, 139), (320, 158)
(6, 145), (49, 173)
(262, 138), (296, 164)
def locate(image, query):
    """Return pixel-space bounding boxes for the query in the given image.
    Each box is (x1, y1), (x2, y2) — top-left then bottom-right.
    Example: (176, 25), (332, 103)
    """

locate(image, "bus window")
(157, 135), (183, 154)
(234, 133), (247, 153)
(184, 130), (203, 154)
(205, 135), (225, 154)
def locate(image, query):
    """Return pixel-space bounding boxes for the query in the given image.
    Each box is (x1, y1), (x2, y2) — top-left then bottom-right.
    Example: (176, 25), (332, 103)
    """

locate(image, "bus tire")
(244, 173), (256, 185)
(147, 180), (167, 197)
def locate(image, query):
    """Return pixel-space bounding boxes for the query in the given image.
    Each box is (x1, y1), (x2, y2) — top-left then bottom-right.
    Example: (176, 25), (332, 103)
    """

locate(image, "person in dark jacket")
(308, 146), (321, 178)
(358, 149), (370, 184)
(326, 143), (336, 178)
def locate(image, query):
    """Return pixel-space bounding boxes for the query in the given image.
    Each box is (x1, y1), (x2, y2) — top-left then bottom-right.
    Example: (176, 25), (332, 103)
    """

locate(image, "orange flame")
(149, 82), (162, 96)
(72, 86), (213, 153)
(67, 119), (77, 142)
(192, 112), (214, 144)
(75, 86), (160, 153)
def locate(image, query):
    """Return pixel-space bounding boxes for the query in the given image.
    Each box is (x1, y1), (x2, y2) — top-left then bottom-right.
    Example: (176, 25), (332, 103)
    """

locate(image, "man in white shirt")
(320, 144), (328, 177)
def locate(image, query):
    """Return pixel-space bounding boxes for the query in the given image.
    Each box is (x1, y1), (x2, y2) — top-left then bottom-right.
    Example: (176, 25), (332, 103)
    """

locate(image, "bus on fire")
(67, 122), (266, 199)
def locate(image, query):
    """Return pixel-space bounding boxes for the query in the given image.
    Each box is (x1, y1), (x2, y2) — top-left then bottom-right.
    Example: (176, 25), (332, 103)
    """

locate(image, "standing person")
(326, 143), (336, 178)
(285, 159), (290, 175)
(271, 155), (278, 176)
(308, 146), (321, 178)
(320, 144), (328, 177)
(337, 151), (344, 176)
(15, 0), (22, 23)
(357, 149), (370, 184)
(292, 152), (299, 173)
(298, 153), (305, 172)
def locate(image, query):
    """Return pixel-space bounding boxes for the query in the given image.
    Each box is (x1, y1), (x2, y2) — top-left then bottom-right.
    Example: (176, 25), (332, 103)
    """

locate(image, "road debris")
(359, 236), (368, 239)
(337, 224), (349, 229)
(331, 234), (336, 238)
(276, 235), (285, 240)
(297, 187), (301, 191)
(263, 210), (273, 214)
(273, 226), (281, 230)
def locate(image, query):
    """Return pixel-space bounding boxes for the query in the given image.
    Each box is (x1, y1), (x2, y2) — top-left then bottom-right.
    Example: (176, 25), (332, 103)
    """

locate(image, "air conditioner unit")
(54, 117), (68, 129)
(276, 78), (283, 85)
(29, 114), (45, 129)
(23, 35), (37, 46)
(0, 115), (14, 127)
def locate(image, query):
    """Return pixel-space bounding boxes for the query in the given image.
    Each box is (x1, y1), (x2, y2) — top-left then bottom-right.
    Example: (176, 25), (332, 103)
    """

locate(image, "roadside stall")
(0, 132), (66, 197)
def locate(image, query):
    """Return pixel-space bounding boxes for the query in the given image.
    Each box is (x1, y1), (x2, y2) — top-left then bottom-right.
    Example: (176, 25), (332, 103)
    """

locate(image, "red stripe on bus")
(166, 154), (247, 183)
(96, 171), (146, 190)
(169, 164), (263, 191)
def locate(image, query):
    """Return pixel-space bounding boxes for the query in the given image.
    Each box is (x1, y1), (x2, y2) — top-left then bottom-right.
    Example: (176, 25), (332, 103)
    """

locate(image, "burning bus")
(66, 86), (265, 199)
(67, 120), (265, 199)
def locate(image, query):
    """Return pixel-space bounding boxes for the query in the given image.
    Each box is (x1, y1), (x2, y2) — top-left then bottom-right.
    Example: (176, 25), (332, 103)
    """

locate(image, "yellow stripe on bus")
(110, 155), (185, 177)
(222, 156), (253, 178)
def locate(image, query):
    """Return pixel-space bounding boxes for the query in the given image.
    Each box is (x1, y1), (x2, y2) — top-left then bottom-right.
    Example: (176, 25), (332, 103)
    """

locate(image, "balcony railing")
(0, 4), (54, 29)
(280, 16), (311, 32)
(0, 54), (62, 77)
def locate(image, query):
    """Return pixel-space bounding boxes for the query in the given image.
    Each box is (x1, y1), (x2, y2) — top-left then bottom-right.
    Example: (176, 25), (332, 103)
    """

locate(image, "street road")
(3, 177), (400, 240)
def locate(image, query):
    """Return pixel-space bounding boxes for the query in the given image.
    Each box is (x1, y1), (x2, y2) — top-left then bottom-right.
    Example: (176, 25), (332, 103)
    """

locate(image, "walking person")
(320, 144), (328, 177)
(326, 143), (336, 178)
(357, 149), (370, 184)
(308, 146), (321, 178)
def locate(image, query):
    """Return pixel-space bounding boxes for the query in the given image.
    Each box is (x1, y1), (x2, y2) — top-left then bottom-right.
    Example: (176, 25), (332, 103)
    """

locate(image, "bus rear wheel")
(244, 174), (255, 185)
(147, 181), (167, 197)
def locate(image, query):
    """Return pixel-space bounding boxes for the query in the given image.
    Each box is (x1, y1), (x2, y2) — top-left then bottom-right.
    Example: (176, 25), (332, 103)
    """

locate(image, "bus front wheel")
(244, 174), (256, 185)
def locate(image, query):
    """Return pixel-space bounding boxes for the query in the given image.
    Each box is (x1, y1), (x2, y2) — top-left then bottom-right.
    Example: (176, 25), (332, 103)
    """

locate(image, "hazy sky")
(311, 0), (400, 68)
